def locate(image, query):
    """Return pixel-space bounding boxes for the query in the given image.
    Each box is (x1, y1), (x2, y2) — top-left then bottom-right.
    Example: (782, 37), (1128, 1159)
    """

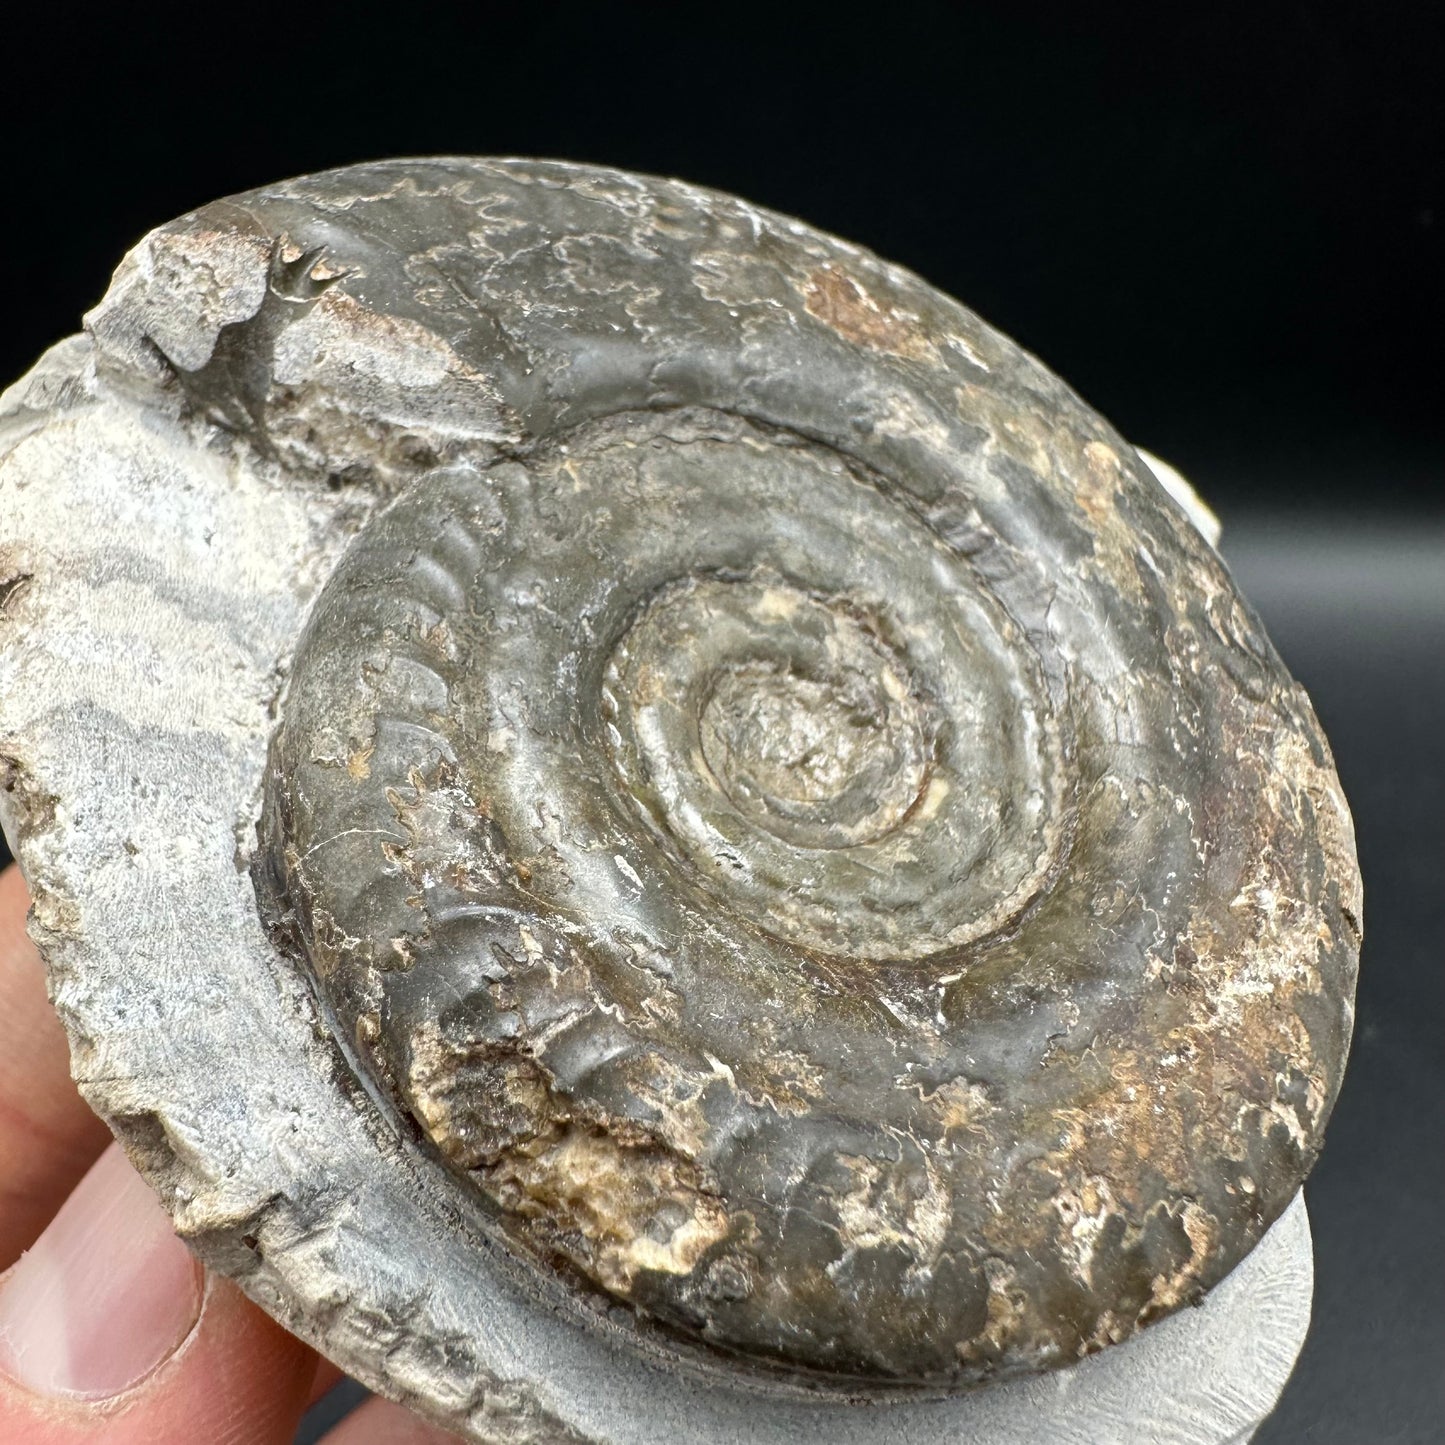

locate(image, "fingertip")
(307, 1358), (347, 1408)
(319, 1392), (469, 1444)
(0, 1145), (203, 1400)
(0, 864), (111, 1268)
(176, 1274), (318, 1445)
(0, 1145), (316, 1444)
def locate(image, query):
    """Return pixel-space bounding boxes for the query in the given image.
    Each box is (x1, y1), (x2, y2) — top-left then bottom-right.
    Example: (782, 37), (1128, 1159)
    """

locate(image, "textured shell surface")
(0, 159), (1359, 1427)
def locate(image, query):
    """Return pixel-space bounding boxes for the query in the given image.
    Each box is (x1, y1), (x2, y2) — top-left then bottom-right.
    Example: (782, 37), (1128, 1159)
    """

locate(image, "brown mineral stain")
(803, 265), (938, 363)
(1078, 441), (1124, 529)
(926, 1075), (994, 1135)
(958, 1257), (1028, 1364)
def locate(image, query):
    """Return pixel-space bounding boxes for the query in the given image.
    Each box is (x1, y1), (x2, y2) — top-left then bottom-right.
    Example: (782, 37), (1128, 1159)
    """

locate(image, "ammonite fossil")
(0, 160), (1359, 1440)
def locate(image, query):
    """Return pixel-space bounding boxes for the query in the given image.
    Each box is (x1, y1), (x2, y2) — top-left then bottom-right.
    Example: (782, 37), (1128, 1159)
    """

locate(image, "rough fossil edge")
(0, 315), (1298, 1442)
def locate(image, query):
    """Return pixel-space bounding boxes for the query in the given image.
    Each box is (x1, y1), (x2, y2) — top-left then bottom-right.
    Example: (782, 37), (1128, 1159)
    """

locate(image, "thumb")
(0, 1143), (316, 1444)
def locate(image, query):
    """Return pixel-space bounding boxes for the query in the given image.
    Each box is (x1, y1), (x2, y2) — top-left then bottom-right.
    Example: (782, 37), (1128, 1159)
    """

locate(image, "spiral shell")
(0, 159), (1359, 1407)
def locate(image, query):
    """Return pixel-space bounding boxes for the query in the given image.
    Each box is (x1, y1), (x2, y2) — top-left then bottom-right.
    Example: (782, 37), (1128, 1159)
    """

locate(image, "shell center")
(696, 615), (929, 849)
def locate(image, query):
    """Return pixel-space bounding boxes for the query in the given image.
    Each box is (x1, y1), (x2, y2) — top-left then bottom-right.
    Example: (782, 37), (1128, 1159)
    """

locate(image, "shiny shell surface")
(0, 160), (1359, 1429)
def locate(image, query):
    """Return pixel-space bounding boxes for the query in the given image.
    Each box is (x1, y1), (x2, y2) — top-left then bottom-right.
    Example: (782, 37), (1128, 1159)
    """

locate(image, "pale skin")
(0, 865), (465, 1444)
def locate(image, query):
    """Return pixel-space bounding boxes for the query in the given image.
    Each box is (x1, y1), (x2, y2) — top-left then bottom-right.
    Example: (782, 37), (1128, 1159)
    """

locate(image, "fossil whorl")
(230, 160), (1361, 1384)
(0, 160), (1359, 1409)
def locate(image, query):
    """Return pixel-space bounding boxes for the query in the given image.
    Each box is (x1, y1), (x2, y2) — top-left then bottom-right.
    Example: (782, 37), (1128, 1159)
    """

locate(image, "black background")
(1, 4), (1440, 1441)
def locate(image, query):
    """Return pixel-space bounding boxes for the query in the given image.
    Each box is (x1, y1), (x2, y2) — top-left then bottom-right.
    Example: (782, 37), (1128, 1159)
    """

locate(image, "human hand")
(0, 864), (465, 1444)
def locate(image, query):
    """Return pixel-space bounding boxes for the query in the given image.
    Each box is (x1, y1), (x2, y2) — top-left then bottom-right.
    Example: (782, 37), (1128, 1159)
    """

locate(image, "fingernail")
(0, 1143), (204, 1399)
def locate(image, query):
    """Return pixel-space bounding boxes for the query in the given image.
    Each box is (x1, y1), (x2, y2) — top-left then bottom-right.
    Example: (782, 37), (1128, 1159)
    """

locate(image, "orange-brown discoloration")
(803, 265), (938, 363)
(1078, 441), (1125, 529)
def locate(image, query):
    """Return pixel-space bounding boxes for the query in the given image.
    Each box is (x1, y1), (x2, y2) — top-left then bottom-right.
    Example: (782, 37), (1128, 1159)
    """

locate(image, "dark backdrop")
(1, 5), (1439, 1442)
